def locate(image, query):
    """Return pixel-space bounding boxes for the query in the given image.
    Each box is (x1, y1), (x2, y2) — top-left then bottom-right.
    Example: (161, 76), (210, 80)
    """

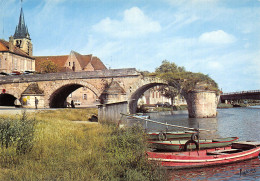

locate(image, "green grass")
(0, 109), (167, 181)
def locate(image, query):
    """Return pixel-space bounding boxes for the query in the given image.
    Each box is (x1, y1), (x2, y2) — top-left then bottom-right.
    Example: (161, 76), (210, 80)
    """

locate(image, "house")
(34, 51), (106, 73)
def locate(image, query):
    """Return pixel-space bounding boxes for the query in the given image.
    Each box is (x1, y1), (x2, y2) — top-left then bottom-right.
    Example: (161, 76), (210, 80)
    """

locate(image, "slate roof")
(102, 81), (126, 94)
(0, 39), (34, 59)
(14, 8), (30, 40)
(22, 83), (44, 95)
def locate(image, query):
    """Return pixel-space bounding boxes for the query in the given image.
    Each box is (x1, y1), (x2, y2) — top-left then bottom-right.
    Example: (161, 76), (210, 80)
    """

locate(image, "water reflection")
(127, 110), (221, 139)
(127, 107), (260, 141)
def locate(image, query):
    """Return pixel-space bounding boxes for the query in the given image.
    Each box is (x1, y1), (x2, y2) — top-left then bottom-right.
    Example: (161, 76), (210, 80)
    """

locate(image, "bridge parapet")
(0, 68), (140, 84)
(221, 90), (260, 95)
(221, 90), (260, 102)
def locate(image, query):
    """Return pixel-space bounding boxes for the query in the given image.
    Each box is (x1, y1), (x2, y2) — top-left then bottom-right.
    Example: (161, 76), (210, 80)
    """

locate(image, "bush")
(0, 112), (36, 155)
(102, 125), (168, 180)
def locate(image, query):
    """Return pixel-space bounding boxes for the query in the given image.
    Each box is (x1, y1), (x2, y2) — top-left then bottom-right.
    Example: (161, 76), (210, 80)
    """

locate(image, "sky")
(0, 0), (260, 93)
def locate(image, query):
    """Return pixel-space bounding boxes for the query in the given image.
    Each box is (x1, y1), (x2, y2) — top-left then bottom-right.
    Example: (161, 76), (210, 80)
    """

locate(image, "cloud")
(165, 0), (219, 7)
(199, 30), (236, 45)
(44, 0), (66, 4)
(92, 7), (161, 38)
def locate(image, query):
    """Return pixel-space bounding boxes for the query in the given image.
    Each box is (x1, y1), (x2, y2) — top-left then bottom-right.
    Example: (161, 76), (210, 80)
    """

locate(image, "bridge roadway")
(220, 90), (260, 102)
(0, 68), (139, 84)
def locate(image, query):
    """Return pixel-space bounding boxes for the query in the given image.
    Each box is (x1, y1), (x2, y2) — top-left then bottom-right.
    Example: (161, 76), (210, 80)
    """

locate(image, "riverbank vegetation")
(0, 109), (167, 181)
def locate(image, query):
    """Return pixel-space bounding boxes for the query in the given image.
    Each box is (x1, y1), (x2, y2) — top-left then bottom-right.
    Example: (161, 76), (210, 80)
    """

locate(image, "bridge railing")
(221, 90), (260, 95)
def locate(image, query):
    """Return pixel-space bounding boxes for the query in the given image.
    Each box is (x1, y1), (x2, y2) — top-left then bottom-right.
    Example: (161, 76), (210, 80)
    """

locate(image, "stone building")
(0, 8), (34, 74)
(34, 50), (106, 73)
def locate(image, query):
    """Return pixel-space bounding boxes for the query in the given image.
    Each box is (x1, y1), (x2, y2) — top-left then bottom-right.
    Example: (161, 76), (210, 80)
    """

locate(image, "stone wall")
(21, 94), (44, 108)
(0, 52), (35, 74)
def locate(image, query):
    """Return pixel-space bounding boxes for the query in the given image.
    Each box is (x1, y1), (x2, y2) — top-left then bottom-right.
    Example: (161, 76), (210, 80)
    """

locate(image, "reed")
(0, 109), (167, 181)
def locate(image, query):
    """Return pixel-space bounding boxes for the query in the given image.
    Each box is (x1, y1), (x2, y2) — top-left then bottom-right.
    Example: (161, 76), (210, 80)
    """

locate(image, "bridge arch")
(48, 82), (100, 108)
(0, 93), (17, 106)
(128, 82), (181, 114)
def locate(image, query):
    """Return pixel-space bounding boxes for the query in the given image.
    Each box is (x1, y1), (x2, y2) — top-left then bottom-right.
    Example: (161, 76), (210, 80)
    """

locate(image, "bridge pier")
(185, 90), (218, 118)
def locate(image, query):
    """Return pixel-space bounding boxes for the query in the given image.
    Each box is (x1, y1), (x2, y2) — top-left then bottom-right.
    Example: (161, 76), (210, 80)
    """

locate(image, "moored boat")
(134, 113), (150, 119)
(147, 131), (197, 141)
(148, 137), (239, 151)
(147, 141), (260, 169)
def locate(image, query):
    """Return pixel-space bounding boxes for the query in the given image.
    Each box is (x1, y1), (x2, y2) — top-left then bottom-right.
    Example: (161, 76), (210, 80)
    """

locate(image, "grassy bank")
(0, 109), (167, 181)
(217, 103), (233, 108)
(217, 103), (260, 108)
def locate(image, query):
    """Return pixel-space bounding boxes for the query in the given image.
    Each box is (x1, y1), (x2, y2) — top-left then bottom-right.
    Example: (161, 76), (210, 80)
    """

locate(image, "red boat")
(147, 141), (260, 169)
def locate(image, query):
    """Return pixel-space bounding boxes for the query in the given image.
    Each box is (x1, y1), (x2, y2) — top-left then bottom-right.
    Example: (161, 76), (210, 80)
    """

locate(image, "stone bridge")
(0, 68), (219, 121)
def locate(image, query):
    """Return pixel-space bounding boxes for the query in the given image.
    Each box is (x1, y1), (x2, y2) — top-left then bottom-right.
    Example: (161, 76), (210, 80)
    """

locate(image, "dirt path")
(0, 107), (39, 115)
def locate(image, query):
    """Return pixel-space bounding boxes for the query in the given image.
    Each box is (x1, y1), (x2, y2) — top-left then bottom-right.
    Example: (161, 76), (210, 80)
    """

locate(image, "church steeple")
(12, 6), (33, 56)
(14, 8), (30, 40)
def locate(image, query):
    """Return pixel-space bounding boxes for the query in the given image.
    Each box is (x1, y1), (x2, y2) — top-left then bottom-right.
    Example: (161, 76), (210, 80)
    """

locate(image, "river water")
(128, 106), (260, 180)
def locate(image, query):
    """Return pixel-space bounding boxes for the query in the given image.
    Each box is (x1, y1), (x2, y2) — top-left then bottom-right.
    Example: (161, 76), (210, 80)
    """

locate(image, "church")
(0, 8), (34, 74)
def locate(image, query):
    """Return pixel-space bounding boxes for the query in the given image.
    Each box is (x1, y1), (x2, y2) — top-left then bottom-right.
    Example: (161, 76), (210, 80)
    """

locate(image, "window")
(83, 94), (87, 100)
(69, 62), (71, 66)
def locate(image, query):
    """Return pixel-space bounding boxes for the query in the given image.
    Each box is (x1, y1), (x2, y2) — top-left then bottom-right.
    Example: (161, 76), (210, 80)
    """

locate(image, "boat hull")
(147, 131), (196, 141)
(149, 137), (239, 151)
(147, 145), (260, 169)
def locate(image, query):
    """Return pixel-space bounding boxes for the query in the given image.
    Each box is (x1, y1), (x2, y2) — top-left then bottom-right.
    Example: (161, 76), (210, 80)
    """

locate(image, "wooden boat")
(147, 131), (197, 141)
(134, 113), (150, 119)
(147, 141), (260, 169)
(148, 137), (239, 151)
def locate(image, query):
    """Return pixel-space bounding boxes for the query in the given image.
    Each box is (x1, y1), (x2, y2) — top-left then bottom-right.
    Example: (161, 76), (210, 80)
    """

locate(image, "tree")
(155, 60), (219, 93)
(158, 85), (179, 106)
(155, 60), (185, 74)
(154, 60), (219, 106)
(155, 60), (186, 105)
(39, 60), (59, 73)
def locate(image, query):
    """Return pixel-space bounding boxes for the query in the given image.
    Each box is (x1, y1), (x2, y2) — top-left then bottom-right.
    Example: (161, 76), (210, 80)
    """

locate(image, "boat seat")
(232, 141), (260, 149)
(206, 149), (241, 155)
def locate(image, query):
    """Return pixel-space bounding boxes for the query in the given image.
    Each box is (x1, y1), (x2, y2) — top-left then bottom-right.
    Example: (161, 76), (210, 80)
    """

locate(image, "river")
(128, 106), (260, 180)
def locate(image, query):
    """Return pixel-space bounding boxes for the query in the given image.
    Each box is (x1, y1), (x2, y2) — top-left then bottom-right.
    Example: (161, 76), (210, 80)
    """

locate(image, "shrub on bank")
(0, 109), (167, 181)
(0, 112), (36, 167)
(102, 125), (167, 180)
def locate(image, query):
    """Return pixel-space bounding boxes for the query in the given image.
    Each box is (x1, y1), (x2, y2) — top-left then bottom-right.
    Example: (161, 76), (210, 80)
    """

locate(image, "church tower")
(13, 7), (33, 56)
